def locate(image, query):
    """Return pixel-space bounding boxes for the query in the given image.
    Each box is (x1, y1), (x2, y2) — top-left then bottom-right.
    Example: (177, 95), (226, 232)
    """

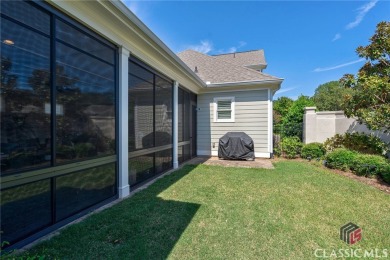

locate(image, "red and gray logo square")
(340, 222), (362, 245)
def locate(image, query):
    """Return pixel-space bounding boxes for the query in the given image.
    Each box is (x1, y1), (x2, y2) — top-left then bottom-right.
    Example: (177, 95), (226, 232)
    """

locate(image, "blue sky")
(124, 0), (389, 100)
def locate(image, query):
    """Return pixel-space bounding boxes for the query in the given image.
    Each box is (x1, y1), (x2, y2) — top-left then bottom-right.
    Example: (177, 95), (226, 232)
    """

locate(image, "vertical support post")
(173, 81), (179, 169)
(118, 46), (130, 198)
(268, 88), (273, 158)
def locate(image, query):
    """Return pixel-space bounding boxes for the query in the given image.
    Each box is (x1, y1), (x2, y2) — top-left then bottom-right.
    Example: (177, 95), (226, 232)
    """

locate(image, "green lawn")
(12, 161), (390, 259)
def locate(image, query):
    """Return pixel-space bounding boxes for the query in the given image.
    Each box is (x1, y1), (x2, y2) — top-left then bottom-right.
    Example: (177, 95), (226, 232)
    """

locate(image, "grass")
(11, 161), (390, 259)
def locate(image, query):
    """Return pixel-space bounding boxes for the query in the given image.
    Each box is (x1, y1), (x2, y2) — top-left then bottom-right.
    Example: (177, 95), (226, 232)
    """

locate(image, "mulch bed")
(272, 157), (390, 194)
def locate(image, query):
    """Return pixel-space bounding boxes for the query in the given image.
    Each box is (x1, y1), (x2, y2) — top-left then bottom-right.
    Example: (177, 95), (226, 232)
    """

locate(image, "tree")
(273, 97), (293, 133)
(340, 21), (390, 131)
(281, 95), (315, 139)
(313, 81), (352, 111)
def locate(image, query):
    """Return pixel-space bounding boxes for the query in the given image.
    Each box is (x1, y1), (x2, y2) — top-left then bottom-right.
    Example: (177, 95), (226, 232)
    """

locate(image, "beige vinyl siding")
(197, 89), (269, 156)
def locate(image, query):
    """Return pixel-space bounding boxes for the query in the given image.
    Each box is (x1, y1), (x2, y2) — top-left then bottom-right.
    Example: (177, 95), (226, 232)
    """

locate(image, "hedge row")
(273, 133), (390, 184)
(324, 148), (390, 183)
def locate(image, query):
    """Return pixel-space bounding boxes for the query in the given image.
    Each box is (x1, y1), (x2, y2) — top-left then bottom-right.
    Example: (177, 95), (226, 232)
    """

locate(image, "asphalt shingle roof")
(212, 50), (266, 67)
(177, 49), (280, 85)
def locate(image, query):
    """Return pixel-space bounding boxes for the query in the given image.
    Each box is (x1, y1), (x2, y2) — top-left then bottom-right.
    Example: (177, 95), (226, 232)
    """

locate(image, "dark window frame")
(128, 56), (174, 187)
(1, 0), (119, 177)
(1, 0), (119, 248)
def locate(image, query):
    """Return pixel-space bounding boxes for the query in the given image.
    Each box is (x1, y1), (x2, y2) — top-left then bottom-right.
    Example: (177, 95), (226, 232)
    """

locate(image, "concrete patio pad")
(186, 156), (274, 169)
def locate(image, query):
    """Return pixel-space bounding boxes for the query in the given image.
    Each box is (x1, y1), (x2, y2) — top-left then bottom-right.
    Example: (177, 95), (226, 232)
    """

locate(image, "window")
(0, 0), (118, 247)
(1, 1), (51, 173)
(0, 1), (117, 174)
(55, 20), (116, 164)
(214, 97), (235, 122)
(128, 58), (173, 186)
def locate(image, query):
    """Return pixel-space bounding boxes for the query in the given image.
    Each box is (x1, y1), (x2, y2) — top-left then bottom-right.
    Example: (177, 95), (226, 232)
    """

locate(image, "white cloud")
(313, 58), (365, 72)
(275, 87), (297, 96)
(188, 40), (213, 54)
(332, 33), (341, 42)
(124, 1), (140, 16)
(346, 0), (378, 30)
(216, 41), (247, 54)
(185, 40), (247, 55)
(123, 0), (149, 24)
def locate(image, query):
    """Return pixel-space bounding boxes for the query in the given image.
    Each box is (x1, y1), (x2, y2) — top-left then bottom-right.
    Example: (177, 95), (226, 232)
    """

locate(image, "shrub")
(273, 134), (281, 157)
(280, 137), (303, 159)
(301, 143), (326, 159)
(324, 148), (358, 171)
(379, 164), (390, 184)
(350, 154), (389, 176)
(324, 133), (389, 155)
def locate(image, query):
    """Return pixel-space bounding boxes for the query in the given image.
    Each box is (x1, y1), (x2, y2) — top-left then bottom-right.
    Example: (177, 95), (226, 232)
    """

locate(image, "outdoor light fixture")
(3, 39), (14, 45)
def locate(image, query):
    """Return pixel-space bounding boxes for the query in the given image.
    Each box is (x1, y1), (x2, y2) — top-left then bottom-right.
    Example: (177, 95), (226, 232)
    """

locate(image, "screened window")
(214, 97), (235, 122)
(1, 1), (51, 174)
(55, 24), (116, 163)
(0, 1), (117, 174)
(177, 87), (196, 163)
(128, 58), (173, 187)
(1, 0), (118, 248)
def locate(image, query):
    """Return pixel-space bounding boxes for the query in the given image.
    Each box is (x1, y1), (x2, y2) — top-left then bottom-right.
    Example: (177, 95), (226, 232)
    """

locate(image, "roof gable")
(177, 49), (280, 85)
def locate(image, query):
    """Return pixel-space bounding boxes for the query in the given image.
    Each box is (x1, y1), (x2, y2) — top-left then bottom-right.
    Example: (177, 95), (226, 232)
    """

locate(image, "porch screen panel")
(155, 148), (172, 174)
(128, 58), (173, 187)
(155, 76), (172, 147)
(177, 87), (194, 164)
(55, 20), (116, 163)
(0, 180), (51, 245)
(178, 88), (184, 143)
(128, 61), (154, 152)
(129, 153), (155, 186)
(1, 2), (51, 174)
(55, 163), (116, 221)
(1, 0), (118, 248)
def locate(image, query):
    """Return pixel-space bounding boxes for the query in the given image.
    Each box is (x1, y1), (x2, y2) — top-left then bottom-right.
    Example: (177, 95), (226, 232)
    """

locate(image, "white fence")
(303, 107), (390, 144)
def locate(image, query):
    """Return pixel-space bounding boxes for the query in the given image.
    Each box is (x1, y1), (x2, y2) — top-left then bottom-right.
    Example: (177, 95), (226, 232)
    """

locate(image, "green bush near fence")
(350, 154), (389, 177)
(280, 137), (303, 159)
(324, 133), (389, 155)
(301, 143), (326, 159)
(324, 148), (358, 171)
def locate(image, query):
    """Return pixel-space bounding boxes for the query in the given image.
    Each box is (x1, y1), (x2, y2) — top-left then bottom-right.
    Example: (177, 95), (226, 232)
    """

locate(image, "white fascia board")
(206, 79), (283, 88)
(201, 80), (283, 94)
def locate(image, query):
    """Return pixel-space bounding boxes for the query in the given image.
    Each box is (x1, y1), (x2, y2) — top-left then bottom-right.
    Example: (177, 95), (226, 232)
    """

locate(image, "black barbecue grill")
(218, 132), (255, 160)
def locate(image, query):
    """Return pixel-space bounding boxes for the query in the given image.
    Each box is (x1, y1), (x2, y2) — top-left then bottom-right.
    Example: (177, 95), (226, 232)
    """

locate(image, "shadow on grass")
(16, 165), (201, 259)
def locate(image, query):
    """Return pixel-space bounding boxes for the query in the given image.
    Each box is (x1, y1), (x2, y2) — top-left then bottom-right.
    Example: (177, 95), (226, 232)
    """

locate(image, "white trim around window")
(213, 96), (235, 122)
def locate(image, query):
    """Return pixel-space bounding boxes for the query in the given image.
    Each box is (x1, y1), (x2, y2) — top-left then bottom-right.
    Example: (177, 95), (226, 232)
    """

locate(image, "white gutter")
(206, 79), (284, 88)
(110, 0), (207, 88)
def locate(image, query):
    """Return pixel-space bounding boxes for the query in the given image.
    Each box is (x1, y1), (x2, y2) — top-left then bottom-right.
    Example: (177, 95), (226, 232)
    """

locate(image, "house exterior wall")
(197, 89), (271, 158)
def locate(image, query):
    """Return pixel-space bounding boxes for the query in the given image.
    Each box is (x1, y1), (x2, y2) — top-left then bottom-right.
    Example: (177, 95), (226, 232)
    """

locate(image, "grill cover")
(218, 132), (255, 160)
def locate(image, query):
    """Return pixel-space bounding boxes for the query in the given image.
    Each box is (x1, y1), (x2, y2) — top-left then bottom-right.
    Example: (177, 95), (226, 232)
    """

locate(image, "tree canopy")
(273, 97), (294, 132)
(340, 21), (390, 131)
(281, 95), (315, 139)
(313, 81), (352, 111)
